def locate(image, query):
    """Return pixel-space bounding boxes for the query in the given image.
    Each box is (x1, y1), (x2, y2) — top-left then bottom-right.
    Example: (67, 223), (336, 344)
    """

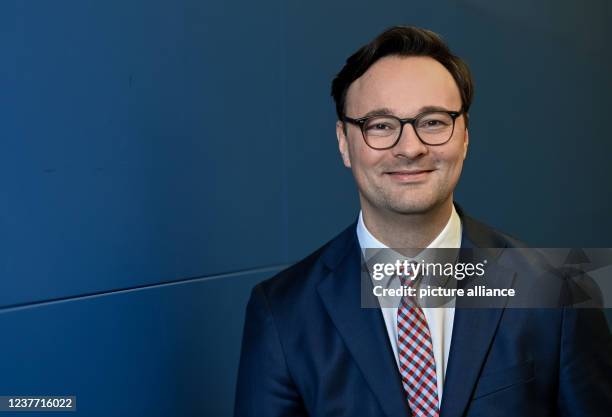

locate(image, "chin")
(385, 193), (449, 215)
(360, 187), (448, 216)
(386, 201), (436, 215)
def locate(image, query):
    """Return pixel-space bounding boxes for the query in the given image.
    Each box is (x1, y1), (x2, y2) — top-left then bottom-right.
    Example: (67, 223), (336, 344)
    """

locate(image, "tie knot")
(398, 261), (418, 287)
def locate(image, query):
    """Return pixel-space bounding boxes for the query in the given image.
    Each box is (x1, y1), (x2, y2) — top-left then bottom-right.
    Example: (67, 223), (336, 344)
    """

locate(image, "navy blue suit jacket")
(235, 208), (612, 416)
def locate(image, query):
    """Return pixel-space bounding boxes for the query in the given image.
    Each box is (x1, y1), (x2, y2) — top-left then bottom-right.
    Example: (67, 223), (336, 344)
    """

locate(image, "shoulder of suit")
(460, 212), (563, 280)
(255, 222), (356, 303)
(459, 209), (529, 249)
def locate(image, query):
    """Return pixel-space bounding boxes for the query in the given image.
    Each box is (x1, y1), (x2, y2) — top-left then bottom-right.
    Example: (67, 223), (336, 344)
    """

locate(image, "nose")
(391, 123), (428, 159)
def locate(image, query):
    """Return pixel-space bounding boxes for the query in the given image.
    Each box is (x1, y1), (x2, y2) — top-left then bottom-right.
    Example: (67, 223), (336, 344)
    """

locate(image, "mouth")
(384, 169), (435, 182)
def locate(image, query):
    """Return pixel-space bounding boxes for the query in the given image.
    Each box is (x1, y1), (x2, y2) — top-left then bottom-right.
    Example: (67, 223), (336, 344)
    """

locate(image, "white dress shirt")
(356, 205), (462, 405)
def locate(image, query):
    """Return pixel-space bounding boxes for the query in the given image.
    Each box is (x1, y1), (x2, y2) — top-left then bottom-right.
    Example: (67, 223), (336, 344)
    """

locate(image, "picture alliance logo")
(371, 259), (488, 281)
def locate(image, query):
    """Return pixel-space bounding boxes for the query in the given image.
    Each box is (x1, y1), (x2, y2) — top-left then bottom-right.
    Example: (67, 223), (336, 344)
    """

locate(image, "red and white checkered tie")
(397, 268), (440, 417)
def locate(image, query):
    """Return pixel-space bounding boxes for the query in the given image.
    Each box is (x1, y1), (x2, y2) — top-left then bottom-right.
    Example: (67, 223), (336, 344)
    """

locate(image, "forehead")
(345, 55), (462, 117)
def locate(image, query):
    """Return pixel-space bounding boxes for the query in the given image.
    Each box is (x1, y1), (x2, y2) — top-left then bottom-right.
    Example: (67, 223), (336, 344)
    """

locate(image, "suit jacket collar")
(317, 227), (411, 417)
(440, 219), (515, 417)
(317, 203), (515, 417)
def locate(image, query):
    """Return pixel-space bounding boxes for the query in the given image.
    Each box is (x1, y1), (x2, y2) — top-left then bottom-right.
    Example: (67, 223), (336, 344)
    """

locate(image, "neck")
(361, 198), (453, 248)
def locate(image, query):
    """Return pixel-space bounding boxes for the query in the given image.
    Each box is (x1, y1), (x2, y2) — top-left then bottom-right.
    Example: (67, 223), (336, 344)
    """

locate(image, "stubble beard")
(360, 176), (454, 218)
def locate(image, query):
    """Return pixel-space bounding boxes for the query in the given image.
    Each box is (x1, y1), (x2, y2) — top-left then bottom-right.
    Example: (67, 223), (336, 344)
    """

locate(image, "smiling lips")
(385, 169), (434, 182)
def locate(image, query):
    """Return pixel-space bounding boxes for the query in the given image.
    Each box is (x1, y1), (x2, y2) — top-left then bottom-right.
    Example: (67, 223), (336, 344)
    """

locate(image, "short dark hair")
(331, 26), (474, 127)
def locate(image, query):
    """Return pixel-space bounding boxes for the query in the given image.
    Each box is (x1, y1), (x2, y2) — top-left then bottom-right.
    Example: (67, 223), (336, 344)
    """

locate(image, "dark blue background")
(1, 0), (610, 415)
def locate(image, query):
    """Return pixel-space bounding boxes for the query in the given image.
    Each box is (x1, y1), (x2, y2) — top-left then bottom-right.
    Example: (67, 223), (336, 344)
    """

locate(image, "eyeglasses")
(343, 109), (464, 150)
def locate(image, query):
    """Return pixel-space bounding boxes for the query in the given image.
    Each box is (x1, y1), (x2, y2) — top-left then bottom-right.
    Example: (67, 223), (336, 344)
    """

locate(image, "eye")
(364, 117), (398, 132)
(419, 119), (449, 128)
(417, 113), (453, 131)
(367, 123), (393, 131)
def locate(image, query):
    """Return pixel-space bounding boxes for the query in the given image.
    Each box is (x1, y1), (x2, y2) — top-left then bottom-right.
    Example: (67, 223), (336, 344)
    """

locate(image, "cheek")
(350, 142), (384, 174)
(433, 148), (465, 174)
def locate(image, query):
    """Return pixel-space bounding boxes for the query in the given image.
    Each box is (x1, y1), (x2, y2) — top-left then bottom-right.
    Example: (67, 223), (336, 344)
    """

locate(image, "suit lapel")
(439, 226), (516, 417)
(317, 231), (410, 417)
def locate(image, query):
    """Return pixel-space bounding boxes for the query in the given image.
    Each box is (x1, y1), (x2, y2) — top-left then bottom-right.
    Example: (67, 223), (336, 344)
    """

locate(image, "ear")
(336, 120), (352, 168)
(462, 127), (469, 160)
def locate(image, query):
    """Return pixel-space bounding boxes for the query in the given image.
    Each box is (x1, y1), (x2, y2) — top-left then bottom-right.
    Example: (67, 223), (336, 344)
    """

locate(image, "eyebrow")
(361, 105), (454, 118)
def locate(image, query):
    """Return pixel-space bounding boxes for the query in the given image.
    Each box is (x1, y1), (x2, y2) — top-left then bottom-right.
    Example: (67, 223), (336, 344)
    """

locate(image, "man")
(234, 26), (612, 417)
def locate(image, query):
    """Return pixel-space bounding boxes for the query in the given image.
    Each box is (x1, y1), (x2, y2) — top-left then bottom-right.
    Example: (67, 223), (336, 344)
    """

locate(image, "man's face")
(336, 55), (469, 216)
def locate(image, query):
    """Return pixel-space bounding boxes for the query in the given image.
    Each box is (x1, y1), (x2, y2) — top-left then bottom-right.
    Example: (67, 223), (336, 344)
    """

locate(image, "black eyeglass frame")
(342, 109), (465, 149)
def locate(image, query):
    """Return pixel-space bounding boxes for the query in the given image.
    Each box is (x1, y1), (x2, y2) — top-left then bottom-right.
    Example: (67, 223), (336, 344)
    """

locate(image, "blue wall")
(1, 0), (610, 415)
